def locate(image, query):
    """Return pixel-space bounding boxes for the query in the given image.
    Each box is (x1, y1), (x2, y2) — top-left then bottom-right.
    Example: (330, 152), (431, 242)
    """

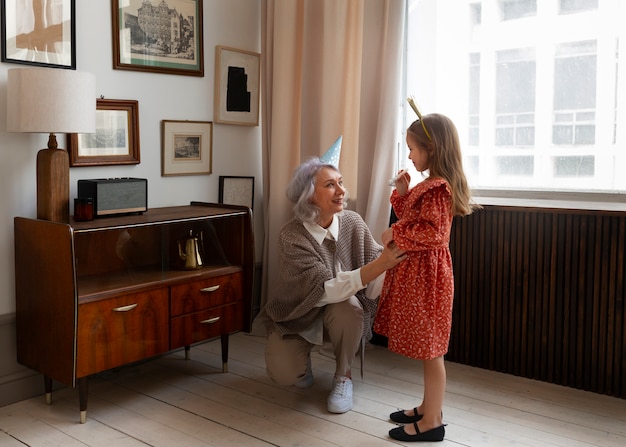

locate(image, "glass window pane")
(560, 0), (598, 14)
(516, 126), (535, 145)
(554, 156), (595, 176)
(500, 0), (537, 21)
(575, 125), (596, 144)
(554, 45), (597, 111)
(553, 125), (574, 144)
(496, 127), (514, 146)
(497, 156), (534, 175)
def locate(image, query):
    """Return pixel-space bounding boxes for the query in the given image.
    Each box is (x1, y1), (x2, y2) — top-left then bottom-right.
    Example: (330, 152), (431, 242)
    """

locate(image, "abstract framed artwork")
(111, 0), (204, 76)
(68, 98), (140, 167)
(1, 0), (76, 69)
(161, 120), (212, 176)
(218, 176), (254, 210)
(214, 45), (260, 126)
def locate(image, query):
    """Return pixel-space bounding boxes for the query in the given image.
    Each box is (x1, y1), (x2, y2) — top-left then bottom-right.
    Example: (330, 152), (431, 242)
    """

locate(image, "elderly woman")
(263, 157), (406, 414)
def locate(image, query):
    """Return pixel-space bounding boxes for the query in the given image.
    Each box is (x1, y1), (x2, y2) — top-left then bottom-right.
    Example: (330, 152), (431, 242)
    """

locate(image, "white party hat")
(320, 135), (342, 168)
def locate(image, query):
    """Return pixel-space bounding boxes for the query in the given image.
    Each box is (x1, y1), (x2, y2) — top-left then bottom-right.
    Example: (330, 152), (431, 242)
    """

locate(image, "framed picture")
(68, 99), (140, 167)
(1, 0), (76, 69)
(219, 176), (254, 210)
(214, 45), (260, 126)
(161, 120), (212, 176)
(111, 0), (203, 77)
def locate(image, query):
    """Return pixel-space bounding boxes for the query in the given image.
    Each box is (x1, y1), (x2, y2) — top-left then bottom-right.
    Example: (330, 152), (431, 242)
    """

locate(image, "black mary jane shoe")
(389, 407), (422, 424)
(389, 422), (446, 442)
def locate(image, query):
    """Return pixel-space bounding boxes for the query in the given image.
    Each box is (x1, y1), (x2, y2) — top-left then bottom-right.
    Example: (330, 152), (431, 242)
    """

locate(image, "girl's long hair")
(407, 113), (479, 216)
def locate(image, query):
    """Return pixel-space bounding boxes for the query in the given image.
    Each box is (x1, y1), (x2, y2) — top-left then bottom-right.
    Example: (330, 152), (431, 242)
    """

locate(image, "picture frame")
(1, 0), (76, 69)
(111, 0), (203, 77)
(161, 120), (212, 176)
(219, 176), (254, 210)
(68, 98), (140, 167)
(214, 45), (260, 126)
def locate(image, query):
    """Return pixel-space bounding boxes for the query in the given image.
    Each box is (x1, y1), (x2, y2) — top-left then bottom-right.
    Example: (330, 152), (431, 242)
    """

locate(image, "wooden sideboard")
(14, 202), (254, 422)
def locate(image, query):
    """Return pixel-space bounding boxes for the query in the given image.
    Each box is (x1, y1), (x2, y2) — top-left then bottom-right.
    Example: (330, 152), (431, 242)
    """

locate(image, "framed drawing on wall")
(1, 0), (76, 69)
(111, 0), (204, 76)
(161, 120), (212, 176)
(214, 46), (260, 126)
(219, 176), (254, 210)
(68, 98), (140, 167)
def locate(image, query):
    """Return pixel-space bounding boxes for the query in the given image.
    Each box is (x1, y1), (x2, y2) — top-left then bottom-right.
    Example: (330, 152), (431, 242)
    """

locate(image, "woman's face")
(311, 166), (345, 227)
(407, 132), (431, 173)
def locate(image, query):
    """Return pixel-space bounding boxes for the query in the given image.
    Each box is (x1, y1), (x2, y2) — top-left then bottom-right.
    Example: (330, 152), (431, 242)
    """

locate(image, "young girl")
(374, 113), (478, 442)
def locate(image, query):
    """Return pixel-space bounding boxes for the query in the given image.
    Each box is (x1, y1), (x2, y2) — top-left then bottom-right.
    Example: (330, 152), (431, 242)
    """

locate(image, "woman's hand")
(378, 240), (407, 270)
(360, 238), (407, 285)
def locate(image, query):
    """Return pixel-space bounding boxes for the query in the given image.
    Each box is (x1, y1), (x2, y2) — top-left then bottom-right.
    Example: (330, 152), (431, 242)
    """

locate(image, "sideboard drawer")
(170, 271), (242, 317)
(76, 288), (170, 377)
(170, 302), (242, 348)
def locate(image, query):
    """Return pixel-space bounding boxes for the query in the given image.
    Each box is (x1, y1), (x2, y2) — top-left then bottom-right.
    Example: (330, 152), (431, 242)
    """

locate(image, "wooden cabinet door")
(76, 289), (169, 377)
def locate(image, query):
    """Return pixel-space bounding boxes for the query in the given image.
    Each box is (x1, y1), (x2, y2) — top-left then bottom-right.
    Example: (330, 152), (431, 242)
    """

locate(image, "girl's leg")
(404, 356), (445, 434)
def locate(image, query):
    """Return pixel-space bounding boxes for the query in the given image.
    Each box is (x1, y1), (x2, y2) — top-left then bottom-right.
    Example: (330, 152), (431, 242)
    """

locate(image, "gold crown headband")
(407, 96), (432, 141)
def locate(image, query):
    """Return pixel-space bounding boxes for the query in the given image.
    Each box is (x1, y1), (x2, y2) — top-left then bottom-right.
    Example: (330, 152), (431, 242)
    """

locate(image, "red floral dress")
(373, 177), (454, 360)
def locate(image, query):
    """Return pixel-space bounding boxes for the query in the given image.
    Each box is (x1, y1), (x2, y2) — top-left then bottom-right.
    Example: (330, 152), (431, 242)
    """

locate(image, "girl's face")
(406, 133), (431, 172)
(311, 166), (345, 227)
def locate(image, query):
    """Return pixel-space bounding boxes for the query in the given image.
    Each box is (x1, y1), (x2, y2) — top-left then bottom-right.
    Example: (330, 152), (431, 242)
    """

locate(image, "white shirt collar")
(303, 214), (339, 245)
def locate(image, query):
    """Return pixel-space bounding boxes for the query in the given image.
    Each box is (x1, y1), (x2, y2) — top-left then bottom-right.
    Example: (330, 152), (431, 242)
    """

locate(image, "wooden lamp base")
(36, 134), (69, 222)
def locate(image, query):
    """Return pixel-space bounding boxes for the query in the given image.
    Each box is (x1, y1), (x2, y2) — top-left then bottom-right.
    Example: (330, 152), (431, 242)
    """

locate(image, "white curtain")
(258, 0), (406, 319)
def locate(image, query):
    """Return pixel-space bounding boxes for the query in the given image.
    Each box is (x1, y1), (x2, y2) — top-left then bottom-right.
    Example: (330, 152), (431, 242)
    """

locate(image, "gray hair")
(286, 157), (345, 224)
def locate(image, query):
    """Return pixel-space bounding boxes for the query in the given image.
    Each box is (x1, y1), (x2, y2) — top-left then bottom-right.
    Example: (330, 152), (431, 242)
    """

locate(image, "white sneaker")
(294, 357), (314, 388)
(327, 376), (353, 413)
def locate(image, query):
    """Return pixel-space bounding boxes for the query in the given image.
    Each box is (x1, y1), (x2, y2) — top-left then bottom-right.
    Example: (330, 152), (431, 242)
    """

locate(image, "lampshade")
(6, 67), (96, 222)
(7, 67), (96, 134)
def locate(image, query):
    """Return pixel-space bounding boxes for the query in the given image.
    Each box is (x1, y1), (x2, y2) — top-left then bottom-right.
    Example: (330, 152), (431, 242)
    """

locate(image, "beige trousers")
(265, 298), (363, 385)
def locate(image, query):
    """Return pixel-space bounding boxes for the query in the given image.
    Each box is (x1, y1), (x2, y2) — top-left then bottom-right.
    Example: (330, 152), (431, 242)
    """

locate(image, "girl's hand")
(381, 227), (394, 248)
(395, 171), (410, 196)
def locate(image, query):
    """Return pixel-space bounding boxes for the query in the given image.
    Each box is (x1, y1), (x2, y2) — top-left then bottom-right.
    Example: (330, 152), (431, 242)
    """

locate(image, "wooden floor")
(0, 332), (624, 447)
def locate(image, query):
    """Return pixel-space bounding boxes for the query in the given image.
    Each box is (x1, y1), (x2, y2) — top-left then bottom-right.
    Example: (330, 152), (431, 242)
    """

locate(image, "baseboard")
(0, 313), (45, 407)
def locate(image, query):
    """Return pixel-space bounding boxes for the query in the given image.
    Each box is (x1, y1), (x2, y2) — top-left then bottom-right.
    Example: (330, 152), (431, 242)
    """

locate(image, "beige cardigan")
(264, 210), (382, 339)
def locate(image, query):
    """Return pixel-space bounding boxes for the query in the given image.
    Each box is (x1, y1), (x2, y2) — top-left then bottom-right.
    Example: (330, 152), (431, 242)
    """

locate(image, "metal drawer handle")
(200, 317), (220, 324)
(112, 303), (138, 312)
(200, 285), (220, 293)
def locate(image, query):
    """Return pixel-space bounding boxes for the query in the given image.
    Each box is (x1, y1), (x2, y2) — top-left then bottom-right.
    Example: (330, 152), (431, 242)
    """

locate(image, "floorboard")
(0, 332), (624, 447)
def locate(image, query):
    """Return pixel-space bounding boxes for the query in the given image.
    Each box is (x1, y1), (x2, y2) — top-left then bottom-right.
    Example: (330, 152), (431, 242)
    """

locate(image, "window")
(500, 0), (536, 21)
(559, 0), (598, 14)
(404, 0), (625, 195)
(552, 41), (597, 146)
(495, 48), (536, 147)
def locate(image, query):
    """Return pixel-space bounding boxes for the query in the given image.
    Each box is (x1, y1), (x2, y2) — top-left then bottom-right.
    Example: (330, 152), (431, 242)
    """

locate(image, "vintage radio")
(77, 178), (147, 217)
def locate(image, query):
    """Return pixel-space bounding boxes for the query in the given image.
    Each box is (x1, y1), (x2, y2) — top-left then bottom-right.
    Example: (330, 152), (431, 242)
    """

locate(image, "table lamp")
(7, 67), (96, 222)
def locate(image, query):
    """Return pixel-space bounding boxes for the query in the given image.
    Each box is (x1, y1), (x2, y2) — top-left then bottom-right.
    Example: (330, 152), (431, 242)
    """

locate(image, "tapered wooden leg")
(44, 376), (53, 405)
(78, 377), (88, 424)
(221, 334), (229, 373)
(185, 345), (190, 360)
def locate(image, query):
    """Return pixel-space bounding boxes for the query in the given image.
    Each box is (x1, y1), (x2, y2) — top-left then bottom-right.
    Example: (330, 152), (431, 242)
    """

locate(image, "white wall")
(0, 0), (263, 318)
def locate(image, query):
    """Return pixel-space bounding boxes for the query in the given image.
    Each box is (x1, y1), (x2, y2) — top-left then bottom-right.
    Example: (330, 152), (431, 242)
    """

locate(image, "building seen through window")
(405, 0), (623, 195)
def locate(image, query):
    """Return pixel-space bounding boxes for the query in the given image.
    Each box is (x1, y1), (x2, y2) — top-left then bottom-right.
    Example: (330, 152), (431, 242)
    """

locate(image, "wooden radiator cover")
(447, 205), (625, 399)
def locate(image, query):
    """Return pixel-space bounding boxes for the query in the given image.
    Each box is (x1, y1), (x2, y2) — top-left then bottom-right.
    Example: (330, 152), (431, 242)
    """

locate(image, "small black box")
(78, 178), (147, 217)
